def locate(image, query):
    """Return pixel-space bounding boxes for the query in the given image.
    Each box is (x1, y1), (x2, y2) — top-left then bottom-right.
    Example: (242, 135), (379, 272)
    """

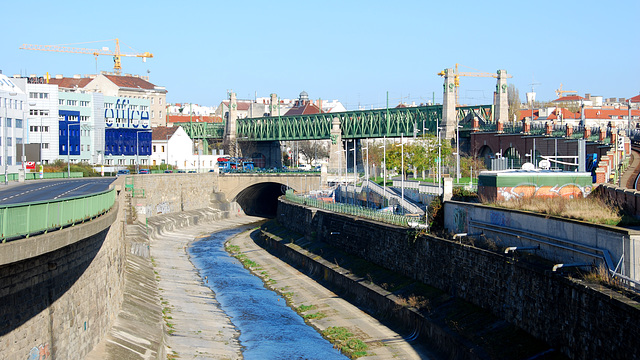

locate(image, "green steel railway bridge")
(180, 104), (494, 143)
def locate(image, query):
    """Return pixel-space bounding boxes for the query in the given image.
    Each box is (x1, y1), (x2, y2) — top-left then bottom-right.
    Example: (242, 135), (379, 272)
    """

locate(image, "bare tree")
(508, 84), (521, 123)
(297, 140), (329, 165)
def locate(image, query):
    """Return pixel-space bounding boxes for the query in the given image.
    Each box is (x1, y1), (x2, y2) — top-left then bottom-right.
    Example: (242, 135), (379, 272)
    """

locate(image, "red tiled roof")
(552, 95), (584, 102)
(584, 108), (640, 119)
(284, 103), (322, 116)
(47, 77), (92, 89)
(518, 109), (539, 121)
(167, 115), (223, 123)
(152, 126), (179, 141)
(630, 94), (640, 103)
(547, 108), (579, 120)
(221, 100), (251, 111)
(103, 74), (157, 90)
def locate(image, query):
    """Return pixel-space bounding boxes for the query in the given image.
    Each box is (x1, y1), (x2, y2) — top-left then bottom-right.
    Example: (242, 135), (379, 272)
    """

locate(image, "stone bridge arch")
(217, 173), (322, 217)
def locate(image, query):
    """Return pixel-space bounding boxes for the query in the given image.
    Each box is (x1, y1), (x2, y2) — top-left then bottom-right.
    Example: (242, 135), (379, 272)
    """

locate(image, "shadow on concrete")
(0, 227), (109, 336)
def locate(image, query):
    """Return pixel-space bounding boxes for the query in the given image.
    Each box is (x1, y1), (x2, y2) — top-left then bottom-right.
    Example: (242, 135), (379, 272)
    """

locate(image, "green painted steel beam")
(179, 122), (225, 139)
(237, 105), (444, 141)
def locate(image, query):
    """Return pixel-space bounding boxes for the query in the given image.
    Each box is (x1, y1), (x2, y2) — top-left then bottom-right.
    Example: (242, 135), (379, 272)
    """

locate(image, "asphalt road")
(0, 178), (116, 205)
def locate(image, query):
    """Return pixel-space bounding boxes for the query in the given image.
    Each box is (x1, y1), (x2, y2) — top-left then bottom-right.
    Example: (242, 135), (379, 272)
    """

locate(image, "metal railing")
(285, 190), (413, 227)
(0, 187), (116, 242)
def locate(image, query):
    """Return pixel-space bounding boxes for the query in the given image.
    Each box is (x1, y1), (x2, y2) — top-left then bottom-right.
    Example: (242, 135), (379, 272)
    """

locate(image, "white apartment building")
(0, 73), (28, 176)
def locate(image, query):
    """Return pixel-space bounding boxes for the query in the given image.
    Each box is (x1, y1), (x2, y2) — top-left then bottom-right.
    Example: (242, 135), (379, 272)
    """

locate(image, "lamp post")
(395, 133), (405, 215)
(383, 136), (386, 208)
(456, 125), (462, 183)
(135, 130), (140, 174)
(67, 121), (70, 178)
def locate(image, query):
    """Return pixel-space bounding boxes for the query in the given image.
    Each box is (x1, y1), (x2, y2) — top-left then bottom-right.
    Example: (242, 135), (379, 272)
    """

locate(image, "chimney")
(56, 74), (63, 79)
(73, 74), (81, 79)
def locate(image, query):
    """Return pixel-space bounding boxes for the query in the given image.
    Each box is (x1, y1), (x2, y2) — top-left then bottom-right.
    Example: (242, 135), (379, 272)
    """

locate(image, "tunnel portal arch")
(234, 182), (291, 217)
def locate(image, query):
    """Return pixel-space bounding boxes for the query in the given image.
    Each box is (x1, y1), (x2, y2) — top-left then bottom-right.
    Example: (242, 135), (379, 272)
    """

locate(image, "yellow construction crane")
(438, 63), (512, 105)
(555, 83), (578, 99)
(20, 38), (153, 75)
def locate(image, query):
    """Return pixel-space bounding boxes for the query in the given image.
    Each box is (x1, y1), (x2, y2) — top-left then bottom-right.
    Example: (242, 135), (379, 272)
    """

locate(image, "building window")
(42, 143), (49, 149)
(79, 101), (89, 107)
(87, 144), (90, 151)
(161, 145), (165, 153)
(16, 119), (22, 128)
(66, 100), (77, 106)
(16, 138), (22, 144)
(80, 116), (90, 121)
(7, 138), (11, 146)
(59, 99), (64, 105)
(105, 103), (114, 109)
(159, 111), (162, 118)
(151, 110), (154, 118)
(7, 156), (11, 165)
(153, 145), (156, 152)
(6, 118), (11, 127)
(151, 97), (154, 105)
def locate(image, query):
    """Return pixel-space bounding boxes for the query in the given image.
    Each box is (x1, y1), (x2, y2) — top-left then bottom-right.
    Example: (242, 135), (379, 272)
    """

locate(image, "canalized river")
(189, 224), (347, 360)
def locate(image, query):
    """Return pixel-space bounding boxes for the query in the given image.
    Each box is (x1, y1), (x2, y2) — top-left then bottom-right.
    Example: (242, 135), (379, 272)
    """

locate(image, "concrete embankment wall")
(129, 172), (241, 222)
(259, 225), (482, 360)
(277, 199), (640, 360)
(0, 173), (230, 359)
(444, 200), (640, 282)
(0, 191), (125, 360)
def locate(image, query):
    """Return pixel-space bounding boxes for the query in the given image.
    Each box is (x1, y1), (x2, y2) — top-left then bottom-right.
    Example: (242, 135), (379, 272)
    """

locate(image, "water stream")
(189, 225), (347, 360)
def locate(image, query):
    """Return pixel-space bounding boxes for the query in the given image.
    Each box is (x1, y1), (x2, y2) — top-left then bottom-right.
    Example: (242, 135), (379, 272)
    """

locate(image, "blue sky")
(2, 0), (638, 110)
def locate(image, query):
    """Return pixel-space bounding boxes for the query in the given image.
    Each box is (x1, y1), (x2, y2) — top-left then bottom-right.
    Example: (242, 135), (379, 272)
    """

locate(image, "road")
(0, 178), (115, 205)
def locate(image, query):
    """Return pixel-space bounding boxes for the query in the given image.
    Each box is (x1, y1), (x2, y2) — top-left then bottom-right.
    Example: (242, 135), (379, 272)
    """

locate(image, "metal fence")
(0, 187), (116, 242)
(285, 190), (413, 227)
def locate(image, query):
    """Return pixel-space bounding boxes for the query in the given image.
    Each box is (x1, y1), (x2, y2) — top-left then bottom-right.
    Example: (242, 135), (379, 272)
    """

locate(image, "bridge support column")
(223, 92), (238, 157)
(442, 68), (457, 139)
(270, 93), (278, 116)
(495, 70), (509, 123)
(328, 117), (344, 181)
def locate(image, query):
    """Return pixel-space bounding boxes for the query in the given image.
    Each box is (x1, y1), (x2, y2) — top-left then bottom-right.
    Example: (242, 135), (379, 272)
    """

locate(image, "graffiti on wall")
(490, 211), (511, 227)
(156, 202), (171, 214)
(453, 207), (468, 233)
(28, 344), (50, 360)
(497, 183), (592, 201)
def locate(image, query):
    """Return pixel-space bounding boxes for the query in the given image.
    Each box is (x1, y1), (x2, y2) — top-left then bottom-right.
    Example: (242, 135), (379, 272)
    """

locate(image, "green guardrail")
(0, 187), (116, 242)
(6, 172), (85, 181)
(285, 190), (413, 227)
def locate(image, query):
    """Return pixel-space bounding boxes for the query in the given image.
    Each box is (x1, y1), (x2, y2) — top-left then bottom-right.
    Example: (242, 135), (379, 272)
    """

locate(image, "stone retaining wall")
(0, 196), (124, 359)
(277, 199), (640, 360)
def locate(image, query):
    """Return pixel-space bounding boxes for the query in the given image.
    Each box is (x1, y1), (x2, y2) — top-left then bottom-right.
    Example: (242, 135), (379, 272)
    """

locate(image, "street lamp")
(395, 133), (405, 215)
(456, 125), (462, 183)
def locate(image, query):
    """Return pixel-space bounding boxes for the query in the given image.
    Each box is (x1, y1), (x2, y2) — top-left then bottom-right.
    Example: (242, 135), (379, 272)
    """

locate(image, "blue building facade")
(58, 110), (80, 156)
(104, 97), (151, 158)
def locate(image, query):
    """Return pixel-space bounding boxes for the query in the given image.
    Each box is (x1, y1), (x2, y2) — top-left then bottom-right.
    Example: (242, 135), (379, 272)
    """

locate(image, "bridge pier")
(223, 92), (238, 157)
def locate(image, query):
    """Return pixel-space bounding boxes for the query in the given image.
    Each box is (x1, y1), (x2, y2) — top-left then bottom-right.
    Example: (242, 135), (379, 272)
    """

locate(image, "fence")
(0, 187), (116, 242)
(285, 190), (414, 227)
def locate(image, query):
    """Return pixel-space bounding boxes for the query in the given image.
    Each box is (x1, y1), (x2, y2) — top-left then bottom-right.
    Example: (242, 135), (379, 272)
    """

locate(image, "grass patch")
(322, 326), (368, 358)
(303, 312), (326, 320)
(297, 304), (317, 312)
(487, 196), (621, 225)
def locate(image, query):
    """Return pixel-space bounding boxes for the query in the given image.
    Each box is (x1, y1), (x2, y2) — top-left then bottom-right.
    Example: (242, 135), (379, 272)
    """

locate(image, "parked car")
(116, 169), (130, 177)
(138, 169), (149, 174)
(164, 170), (173, 173)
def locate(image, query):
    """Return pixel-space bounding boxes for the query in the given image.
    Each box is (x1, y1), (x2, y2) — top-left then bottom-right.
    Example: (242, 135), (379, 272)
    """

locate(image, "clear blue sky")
(3, 0), (638, 110)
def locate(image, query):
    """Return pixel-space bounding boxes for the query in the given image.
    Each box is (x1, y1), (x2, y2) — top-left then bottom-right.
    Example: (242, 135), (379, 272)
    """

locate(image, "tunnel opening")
(234, 182), (290, 218)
